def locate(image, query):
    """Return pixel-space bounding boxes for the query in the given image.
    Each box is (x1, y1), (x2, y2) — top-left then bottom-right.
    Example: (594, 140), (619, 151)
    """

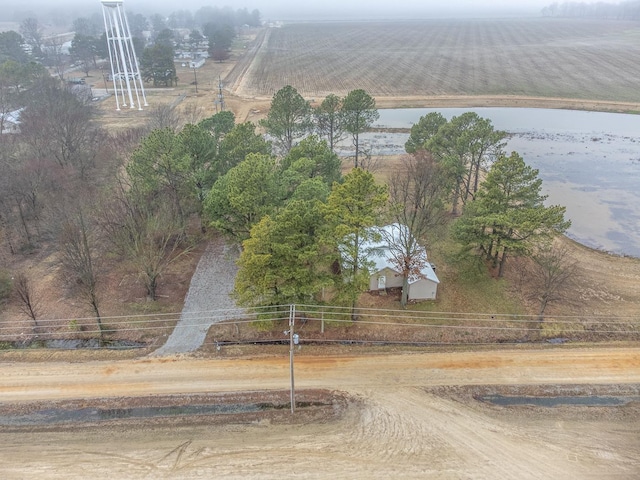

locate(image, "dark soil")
(0, 389), (352, 432)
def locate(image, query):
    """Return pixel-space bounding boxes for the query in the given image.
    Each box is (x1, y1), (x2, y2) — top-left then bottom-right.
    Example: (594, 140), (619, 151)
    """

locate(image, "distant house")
(0, 108), (23, 134)
(365, 224), (439, 301)
(189, 58), (206, 69)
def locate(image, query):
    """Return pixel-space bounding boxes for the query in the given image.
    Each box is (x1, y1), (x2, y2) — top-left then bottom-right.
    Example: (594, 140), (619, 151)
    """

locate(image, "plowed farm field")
(230, 18), (640, 102)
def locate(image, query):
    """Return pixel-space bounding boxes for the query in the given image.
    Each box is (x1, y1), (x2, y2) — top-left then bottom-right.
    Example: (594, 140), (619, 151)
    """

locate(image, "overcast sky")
(249, 0), (549, 20)
(2, 0), (559, 23)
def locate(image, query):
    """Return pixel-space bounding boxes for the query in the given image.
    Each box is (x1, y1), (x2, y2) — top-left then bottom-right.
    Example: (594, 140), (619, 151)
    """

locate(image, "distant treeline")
(164, 6), (261, 29)
(542, 1), (640, 19)
(1, 4), (261, 29)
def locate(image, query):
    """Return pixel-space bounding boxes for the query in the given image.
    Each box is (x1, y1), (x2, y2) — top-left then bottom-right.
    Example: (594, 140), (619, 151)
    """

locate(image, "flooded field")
(347, 107), (640, 257)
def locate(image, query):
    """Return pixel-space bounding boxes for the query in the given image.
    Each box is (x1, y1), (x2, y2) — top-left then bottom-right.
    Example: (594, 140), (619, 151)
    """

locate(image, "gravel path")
(152, 237), (243, 356)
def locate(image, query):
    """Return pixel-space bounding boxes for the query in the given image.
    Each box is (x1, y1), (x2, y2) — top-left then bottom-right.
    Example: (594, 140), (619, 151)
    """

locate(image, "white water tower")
(100, 0), (147, 110)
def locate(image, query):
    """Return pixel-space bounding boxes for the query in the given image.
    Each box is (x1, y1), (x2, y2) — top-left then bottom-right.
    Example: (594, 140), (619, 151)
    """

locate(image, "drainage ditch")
(479, 395), (640, 407)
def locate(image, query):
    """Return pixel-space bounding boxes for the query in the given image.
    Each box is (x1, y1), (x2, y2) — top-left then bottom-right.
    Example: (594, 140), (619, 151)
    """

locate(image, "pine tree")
(453, 152), (570, 277)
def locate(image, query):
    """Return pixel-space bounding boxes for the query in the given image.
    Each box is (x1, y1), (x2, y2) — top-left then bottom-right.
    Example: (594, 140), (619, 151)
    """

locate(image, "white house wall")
(370, 267), (404, 291)
(408, 279), (438, 301)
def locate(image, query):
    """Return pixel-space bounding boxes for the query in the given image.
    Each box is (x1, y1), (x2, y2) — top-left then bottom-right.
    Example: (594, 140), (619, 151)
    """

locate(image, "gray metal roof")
(365, 224), (439, 284)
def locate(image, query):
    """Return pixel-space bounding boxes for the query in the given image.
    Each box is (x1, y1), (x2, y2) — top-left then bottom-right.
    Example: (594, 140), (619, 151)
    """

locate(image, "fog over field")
(2, 0), (549, 22)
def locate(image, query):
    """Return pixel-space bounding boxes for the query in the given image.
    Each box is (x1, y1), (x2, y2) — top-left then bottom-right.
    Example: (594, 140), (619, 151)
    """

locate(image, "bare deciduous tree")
(13, 272), (42, 328)
(20, 83), (98, 179)
(131, 205), (190, 301)
(43, 36), (68, 81)
(385, 151), (449, 307)
(147, 103), (181, 132)
(19, 17), (43, 54)
(99, 180), (192, 301)
(58, 207), (103, 336)
(181, 102), (205, 125)
(529, 243), (580, 321)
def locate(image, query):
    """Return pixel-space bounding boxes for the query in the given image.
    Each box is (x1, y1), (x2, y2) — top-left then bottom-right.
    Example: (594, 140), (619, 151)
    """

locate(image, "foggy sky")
(2, 0), (557, 23)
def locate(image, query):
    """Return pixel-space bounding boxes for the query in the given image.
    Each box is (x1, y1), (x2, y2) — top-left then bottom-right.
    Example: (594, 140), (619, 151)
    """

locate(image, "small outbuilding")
(189, 58), (206, 69)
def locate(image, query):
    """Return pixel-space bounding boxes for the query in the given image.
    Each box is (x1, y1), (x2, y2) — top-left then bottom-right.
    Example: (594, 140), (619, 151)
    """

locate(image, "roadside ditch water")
(0, 403), (266, 426)
(0, 401), (329, 427)
(479, 395), (640, 407)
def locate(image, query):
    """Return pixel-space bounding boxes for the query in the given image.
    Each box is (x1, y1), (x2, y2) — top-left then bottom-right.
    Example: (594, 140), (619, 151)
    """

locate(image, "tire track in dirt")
(340, 387), (619, 478)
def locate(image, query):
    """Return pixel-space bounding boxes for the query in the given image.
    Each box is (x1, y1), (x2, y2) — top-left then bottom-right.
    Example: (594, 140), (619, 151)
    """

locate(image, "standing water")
(340, 108), (640, 257)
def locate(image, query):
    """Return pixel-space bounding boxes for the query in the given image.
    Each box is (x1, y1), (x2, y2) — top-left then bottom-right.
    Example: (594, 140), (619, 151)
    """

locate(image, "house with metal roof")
(365, 224), (439, 301)
(0, 108), (22, 134)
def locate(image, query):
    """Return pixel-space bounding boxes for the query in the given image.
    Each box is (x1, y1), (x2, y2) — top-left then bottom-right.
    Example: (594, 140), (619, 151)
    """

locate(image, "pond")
(339, 108), (640, 257)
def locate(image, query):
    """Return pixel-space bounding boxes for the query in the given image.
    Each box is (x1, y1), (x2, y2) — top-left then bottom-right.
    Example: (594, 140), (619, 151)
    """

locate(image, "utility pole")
(288, 304), (296, 414)
(215, 76), (225, 112)
(193, 66), (198, 93)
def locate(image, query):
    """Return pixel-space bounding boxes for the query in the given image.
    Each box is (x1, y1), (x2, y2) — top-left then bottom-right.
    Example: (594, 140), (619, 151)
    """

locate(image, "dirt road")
(0, 347), (639, 479)
(1, 347), (640, 402)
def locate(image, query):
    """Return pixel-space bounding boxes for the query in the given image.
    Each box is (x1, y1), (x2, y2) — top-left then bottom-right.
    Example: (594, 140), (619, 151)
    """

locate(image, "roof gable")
(364, 224), (439, 284)
(0, 108), (23, 124)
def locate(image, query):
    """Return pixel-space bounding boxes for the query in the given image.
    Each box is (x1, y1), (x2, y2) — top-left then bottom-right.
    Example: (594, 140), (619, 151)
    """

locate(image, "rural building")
(189, 58), (206, 69)
(0, 109), (23, 134)
(364, 224), (439, 301)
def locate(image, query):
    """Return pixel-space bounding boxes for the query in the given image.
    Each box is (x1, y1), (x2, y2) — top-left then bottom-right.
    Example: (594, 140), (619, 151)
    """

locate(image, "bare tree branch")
(529, 243), (580, 321)
(13, 272), (42, 328)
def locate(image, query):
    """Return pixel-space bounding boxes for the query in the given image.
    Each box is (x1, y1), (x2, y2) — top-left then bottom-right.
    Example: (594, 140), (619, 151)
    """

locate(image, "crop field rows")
(232, 19), (640, 102)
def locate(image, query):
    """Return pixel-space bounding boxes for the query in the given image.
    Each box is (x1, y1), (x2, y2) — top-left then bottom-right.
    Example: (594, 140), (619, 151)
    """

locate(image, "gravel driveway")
(152, 237), (243, 356)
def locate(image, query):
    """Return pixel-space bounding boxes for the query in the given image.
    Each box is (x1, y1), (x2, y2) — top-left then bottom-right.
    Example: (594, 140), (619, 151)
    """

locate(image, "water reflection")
(340, 108), (640, 257)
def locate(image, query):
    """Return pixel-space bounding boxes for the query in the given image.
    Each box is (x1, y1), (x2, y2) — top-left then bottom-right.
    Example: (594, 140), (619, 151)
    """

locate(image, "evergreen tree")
(260, 85), (312, 155)
(341, 89), (378, 168)
(218, 121), (272, 169)
(279, 135), (342, 196)
(314, 93), (345, 153)
(322, 168), (388, 317)
(428, 112), (506, 215)
(127, 128), (190, 220)
(140, 44), (177, 87)
(404, 111), (447, 154)
(453, 152), (570, 277)
(234, 198), (331, 307)
(204, 153), (280, 241)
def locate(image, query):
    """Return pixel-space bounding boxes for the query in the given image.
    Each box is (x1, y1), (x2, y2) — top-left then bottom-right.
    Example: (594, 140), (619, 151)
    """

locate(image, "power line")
(1, 303), (638, 325)
(1, 318), (637, 342)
